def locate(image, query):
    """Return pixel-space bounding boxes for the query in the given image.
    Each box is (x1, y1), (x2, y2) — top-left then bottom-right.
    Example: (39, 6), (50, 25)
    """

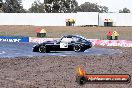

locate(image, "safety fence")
(0, 36), (132, 47)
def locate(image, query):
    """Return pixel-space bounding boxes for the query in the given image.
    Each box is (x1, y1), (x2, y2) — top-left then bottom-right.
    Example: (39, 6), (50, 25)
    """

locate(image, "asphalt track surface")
(0, 42), (121, 58)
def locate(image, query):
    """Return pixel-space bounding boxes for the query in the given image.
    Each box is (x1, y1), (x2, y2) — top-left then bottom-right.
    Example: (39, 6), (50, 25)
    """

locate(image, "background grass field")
(0, 25), (132, 40)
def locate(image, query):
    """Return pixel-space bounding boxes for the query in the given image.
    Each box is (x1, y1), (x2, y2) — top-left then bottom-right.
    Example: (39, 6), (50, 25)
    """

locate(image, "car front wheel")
(39, 46), (46, 53)
(74, 45), (82, 52)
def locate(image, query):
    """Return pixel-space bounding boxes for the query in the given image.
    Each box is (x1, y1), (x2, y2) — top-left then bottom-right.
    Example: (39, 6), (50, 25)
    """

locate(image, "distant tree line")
(76, 2), (108, 13)
(119, 8), (131, 13)
(0, 0), (25, 13)
(0, 0), (131, 13)
(28, 0), (109, 13)
(29, 0), (78, 13)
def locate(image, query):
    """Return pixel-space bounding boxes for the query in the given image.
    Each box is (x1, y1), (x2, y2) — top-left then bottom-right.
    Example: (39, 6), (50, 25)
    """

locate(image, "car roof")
(64, 35), (81, 37)
(64, 35), (86, 39)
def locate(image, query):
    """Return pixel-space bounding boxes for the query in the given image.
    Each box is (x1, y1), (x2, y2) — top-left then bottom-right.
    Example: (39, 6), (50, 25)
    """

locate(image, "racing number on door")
(60, 42), (68, 48)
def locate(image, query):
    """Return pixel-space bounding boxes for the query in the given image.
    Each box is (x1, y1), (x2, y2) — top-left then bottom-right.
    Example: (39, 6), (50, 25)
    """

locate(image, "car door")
(59, 37), (72, 51)
(51, 36), (69, 51)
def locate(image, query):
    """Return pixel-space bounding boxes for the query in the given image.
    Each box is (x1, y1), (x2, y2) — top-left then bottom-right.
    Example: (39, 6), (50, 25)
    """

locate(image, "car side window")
(72, 37), (87, 42)
(71, 37), (77, 42)
(61, 38), (72, 43)
(72, 37), (82, 42)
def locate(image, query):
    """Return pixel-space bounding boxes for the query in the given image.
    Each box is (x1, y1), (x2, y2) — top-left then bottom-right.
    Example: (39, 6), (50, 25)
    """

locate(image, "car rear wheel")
(74, 45), (82, 52)
(39, 46), (46, 53)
